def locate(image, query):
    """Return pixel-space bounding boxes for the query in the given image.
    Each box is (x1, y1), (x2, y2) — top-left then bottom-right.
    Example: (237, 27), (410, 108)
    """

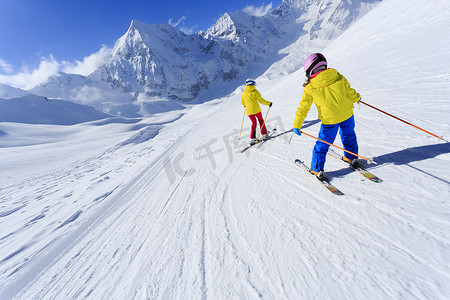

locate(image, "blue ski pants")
(311, 115), (358, 172)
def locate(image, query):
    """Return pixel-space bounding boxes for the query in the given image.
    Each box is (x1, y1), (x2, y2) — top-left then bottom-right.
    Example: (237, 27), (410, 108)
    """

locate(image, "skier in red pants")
(241, 78), (273, 145)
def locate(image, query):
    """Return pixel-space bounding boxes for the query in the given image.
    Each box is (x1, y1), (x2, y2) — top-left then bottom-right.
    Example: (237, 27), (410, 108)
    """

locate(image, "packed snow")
(1, 0), (450, 299)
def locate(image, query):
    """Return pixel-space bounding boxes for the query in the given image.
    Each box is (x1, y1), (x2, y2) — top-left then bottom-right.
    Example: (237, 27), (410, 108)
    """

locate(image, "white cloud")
(0, 46), (112, 90)
(0, 55), (61, 90)
(243, 3), (273, 17)
(0, 58), (14, 74)
(169, 16), (187, 28)
(69, 85), (107, 104)
(168, 16), (196, 35)
(62, 45), (111, 76)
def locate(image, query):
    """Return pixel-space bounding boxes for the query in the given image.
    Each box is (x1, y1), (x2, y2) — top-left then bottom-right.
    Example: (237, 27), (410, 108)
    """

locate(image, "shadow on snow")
(328, 142), (450, 184)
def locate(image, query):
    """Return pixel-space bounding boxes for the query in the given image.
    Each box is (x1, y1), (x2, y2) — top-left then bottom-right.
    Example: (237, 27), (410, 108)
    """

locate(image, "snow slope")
(0, 84), (30, 99)
(1, 0), (450, 299)
(0, 94), (112, 125)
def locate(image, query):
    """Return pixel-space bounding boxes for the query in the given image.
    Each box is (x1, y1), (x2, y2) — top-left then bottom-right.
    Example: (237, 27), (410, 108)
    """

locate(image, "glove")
(269, 102), (273, 107)
(293, 128), (301, 136)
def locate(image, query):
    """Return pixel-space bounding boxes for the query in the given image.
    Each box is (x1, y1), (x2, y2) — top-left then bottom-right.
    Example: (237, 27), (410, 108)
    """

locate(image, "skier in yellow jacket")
(293, 53), (361, 180)
(241, 78), (273, 144)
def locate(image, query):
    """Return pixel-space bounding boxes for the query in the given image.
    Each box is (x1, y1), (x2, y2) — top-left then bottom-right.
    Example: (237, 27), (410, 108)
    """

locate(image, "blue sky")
(0, 0), (281, 89)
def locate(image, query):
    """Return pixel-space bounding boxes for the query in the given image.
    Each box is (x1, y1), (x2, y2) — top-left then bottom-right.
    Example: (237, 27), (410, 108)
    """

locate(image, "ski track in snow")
(1, 0), (450, 299)
(254, 149), (450, 297)
(1, 96), (449, 299)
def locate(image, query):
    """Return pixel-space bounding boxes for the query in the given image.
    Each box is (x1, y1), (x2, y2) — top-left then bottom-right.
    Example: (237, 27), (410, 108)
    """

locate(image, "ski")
(240, 128), (277, 153)
(256, 128), (277, 148)
(295, 159), (344, 196)
(327, 149), (382, 183)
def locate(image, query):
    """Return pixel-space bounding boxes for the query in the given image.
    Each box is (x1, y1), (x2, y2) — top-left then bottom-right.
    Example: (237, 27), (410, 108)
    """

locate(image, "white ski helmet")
(245, 78), (256, 86)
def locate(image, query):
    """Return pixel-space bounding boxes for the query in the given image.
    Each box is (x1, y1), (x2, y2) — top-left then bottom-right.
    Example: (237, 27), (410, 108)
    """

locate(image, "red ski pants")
(248, 112), (267, 138)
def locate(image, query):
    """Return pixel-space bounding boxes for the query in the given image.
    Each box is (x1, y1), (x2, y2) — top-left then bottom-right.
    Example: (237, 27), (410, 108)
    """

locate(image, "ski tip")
(369, 177), (383, 183)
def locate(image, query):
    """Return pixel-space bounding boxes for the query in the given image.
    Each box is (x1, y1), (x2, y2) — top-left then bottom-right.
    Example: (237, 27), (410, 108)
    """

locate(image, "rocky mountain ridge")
(30, 0), (381, 117)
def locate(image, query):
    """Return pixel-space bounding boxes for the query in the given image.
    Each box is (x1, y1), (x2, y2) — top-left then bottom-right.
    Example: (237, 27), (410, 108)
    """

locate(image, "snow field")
(1, 0), (450, 298)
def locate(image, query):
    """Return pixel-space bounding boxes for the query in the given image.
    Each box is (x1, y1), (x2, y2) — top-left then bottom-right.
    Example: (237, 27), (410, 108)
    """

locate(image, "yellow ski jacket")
(241, 85), (271, 115)
(294, 68), (361, 128)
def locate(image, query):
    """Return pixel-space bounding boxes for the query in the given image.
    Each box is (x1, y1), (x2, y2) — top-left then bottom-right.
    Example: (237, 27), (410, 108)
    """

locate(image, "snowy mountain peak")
(205, 13), (238, 41)
(30, 0), (381, 117)
(129, 19), (152, 31)
(270, 0), (382, 40)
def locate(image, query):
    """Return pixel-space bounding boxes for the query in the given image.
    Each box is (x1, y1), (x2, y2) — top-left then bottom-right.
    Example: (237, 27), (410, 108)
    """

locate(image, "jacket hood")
(245, 85), (256, 92)
(310, 68), (339, 87)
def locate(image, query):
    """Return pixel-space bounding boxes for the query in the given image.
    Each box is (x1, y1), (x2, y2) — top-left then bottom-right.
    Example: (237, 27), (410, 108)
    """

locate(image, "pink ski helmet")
(304, 53), (327, 77)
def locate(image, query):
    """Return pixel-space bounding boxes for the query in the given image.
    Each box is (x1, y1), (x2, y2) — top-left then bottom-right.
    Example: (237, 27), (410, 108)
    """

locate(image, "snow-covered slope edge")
(0, 83), (30, 99)
(0, 94), (112, 125)
(1, 0), (449, 299)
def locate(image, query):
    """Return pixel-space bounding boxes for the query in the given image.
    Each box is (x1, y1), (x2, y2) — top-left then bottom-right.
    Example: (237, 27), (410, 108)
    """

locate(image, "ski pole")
(289, 131), (295, 144)
(238, 108), (246, 140)
(360, 100), (447, 141)
(301, 130), (374, 164)
(257, 106), (271, 140)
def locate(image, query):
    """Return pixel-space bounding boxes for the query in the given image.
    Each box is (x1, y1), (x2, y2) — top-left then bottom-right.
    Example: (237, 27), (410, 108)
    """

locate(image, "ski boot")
(342, 156), (363, 169)
(309, 169), (327, 182)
